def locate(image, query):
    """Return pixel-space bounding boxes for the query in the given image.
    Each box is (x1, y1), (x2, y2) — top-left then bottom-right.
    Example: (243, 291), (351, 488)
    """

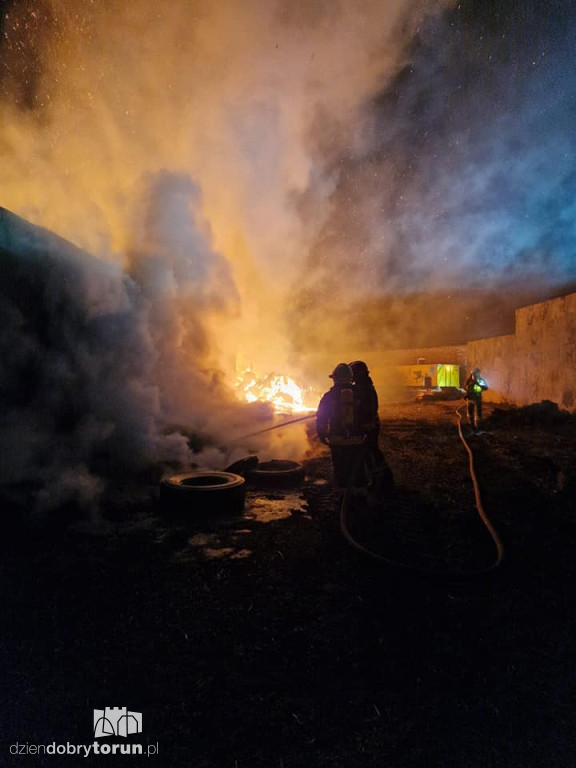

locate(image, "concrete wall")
(467, 292), (576, 411)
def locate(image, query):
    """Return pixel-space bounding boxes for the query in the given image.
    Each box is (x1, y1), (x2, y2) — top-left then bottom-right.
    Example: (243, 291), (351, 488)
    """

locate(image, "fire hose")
(232, 404), (504, 576)
(339, 401), (505, 577)
(453, 399), (505, 570)
(229, 413), (316, 443)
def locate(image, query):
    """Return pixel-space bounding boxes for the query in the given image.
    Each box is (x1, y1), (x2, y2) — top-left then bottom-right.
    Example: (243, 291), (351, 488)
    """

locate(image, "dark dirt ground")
(2, 400), (576, 767)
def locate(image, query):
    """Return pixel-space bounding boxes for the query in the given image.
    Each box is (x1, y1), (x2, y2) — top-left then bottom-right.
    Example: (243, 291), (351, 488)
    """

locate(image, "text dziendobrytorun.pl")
(10, 742), (159, 757)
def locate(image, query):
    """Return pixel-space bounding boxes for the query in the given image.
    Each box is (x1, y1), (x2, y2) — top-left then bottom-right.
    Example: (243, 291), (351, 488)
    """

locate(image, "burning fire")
(236, 369), (316, 414)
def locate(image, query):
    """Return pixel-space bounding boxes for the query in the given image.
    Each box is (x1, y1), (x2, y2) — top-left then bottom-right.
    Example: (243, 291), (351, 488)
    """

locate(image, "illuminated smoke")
(0, 0), (445, 368)
(0, 0), (443, 510)
(0, 197), (310, 513)
(0, 201), (229, 511)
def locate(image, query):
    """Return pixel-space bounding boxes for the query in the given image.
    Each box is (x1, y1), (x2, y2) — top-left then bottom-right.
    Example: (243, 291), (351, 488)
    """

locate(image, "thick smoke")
(0, 0), (445, 512)
(0, 199), (285, 514)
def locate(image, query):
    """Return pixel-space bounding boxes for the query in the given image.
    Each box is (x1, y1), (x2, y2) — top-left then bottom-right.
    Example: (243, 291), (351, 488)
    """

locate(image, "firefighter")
(349, 360), (395, 493)
(316, 363), (364, 487)
(464, 367), (488, 432)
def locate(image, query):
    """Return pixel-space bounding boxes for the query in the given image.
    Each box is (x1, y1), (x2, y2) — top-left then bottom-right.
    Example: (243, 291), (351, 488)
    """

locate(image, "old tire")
(246, 460), (305, 488)
(160, 471), (246, 520)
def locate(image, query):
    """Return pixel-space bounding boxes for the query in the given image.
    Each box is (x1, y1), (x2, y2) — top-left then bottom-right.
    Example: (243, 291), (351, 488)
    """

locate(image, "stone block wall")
(467, 292), (576, 411)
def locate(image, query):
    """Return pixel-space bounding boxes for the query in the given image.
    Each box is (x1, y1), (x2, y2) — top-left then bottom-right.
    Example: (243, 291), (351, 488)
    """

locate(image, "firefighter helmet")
(349, 360), (369, 378)
(329, 363), (354, 384)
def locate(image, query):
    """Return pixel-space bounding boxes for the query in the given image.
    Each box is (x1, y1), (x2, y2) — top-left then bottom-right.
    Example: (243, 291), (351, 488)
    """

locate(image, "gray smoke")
(289, 1), (576, 363)
(0, 189), (291, 515)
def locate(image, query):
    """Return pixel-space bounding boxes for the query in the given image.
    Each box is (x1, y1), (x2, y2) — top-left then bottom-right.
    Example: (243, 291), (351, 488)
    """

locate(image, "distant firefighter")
(316, 363), (364, 487)
(464, 367), (488, 431)
(349, 360), (395, 492)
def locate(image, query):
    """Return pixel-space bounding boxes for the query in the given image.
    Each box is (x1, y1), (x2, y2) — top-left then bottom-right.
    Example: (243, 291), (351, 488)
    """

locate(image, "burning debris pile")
(235, 369), (316, 414)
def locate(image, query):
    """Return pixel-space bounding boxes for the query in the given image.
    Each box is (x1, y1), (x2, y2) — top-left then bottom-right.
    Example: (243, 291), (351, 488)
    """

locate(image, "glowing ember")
(236, 370), (314, 414)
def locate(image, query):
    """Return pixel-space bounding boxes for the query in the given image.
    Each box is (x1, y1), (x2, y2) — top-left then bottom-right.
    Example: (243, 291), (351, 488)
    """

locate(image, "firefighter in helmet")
(316, 363), (364, 487)
(464, 367), (488, 432)
(349, 360), (395, 492)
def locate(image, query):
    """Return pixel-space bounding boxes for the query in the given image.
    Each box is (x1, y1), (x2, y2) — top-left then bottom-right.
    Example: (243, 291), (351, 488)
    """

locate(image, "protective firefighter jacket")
(316, 383), (363, 443)
(353, 374), (380, 435)
(464, 373), (488, 399)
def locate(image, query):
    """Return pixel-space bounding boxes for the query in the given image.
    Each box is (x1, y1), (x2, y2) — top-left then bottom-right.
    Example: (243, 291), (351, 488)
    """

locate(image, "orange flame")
(236, 369), (315, 414)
